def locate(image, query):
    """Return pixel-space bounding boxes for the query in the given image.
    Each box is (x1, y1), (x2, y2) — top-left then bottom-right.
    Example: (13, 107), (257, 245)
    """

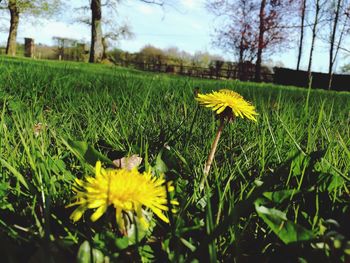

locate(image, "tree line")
(113, 45), (225, 68)
(1, 0), (350, 89)
(0, 0), (163, 61)
(108, 45), (273, 80)
(207, 0), (350, 89)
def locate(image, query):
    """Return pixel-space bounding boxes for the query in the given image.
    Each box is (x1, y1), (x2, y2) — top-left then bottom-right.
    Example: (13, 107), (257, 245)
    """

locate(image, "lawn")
(0, 56), (349, 262)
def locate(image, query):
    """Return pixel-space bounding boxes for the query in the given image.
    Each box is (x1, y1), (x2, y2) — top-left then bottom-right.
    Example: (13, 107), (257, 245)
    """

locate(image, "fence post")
(24, 38), (35, 58)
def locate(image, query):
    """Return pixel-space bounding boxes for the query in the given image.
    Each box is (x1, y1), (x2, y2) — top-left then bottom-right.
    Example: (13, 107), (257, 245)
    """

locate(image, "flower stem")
(200, 119), (225, 188)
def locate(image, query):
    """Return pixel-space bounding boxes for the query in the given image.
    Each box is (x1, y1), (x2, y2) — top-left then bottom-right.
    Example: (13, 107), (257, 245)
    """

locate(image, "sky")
(0, 0), (348, 73)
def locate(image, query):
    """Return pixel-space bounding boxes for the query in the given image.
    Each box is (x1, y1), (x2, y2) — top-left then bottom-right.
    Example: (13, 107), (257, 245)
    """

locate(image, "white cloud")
(190, 22), (203, 30)
(180, 0), (202, 10)
(18, 20), (90, 44)
(137, 5), (156, 15)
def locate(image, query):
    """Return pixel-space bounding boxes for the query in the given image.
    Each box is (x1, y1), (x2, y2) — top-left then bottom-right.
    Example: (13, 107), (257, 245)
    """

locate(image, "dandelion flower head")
(67, 161), (177, 229)
(196, 89), (258, 122)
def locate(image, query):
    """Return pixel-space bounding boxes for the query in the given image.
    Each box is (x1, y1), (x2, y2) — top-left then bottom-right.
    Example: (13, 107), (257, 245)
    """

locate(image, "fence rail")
(114, 60), (274, 83)
(114, 60), (349, 92)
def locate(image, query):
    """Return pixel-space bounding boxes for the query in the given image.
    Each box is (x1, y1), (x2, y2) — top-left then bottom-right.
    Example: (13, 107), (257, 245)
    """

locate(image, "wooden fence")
(114, 60), (274, 83)
(119, 61), (349, 92)
(274, 67), (350, 92)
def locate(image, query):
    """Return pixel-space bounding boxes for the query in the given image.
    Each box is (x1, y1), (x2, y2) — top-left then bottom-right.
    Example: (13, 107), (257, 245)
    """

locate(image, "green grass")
(0, 56), (349, 262)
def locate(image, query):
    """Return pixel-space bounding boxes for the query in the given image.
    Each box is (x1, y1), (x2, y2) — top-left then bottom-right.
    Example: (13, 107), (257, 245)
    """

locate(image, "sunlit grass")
(0, 56), (349, 262)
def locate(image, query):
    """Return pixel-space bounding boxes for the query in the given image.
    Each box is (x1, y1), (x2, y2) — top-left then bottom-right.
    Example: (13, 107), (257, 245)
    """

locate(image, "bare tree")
(88, 0), (164, 63)
(102, 24), (133, 59)
(296, 0), (307, 71)
(255, 0), (267, 82)
(307, 0), (325, 86)
(89, 0), (103, 62)
(326, 0), (350, 89)
(207, 0), (298, 82)
(207, 0), (258, 62)
(254, 0), (298, 82)
(75, 2), (133, 61)
(0, 0), (62, 56)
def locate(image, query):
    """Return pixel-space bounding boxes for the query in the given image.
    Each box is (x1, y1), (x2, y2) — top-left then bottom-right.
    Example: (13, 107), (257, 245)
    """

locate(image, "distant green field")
(0, 56), (349, 262)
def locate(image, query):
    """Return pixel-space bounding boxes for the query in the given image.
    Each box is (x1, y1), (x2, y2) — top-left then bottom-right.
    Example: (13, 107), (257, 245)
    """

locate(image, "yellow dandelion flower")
(196, 89), (258, 122)
(67, 161), (176, 229)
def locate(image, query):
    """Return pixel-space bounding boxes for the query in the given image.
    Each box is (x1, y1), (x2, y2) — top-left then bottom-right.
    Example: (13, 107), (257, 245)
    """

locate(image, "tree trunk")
(102, 37), (108, 60)
(89, 0), (103, 63)
(6, 0), (20, 56)
(328, 0), (342, 90)
(329, 15), (348, 89)
(238, 34), (244, 80)
(296, 0), (307, 71)
(307, 0), (320, 87)
(255, 0), (266, 82)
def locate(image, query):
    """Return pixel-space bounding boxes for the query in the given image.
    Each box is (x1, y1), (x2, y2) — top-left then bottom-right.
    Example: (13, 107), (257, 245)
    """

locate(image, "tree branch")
(139, 0), (164, 5)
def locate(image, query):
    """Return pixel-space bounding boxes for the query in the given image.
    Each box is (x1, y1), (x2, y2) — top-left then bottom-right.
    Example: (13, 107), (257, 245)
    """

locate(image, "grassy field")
(0, 56), (349, 262)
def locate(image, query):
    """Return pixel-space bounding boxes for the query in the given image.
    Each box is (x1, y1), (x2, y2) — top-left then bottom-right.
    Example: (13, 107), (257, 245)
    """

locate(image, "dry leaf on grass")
(113, 154), (143, 171)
